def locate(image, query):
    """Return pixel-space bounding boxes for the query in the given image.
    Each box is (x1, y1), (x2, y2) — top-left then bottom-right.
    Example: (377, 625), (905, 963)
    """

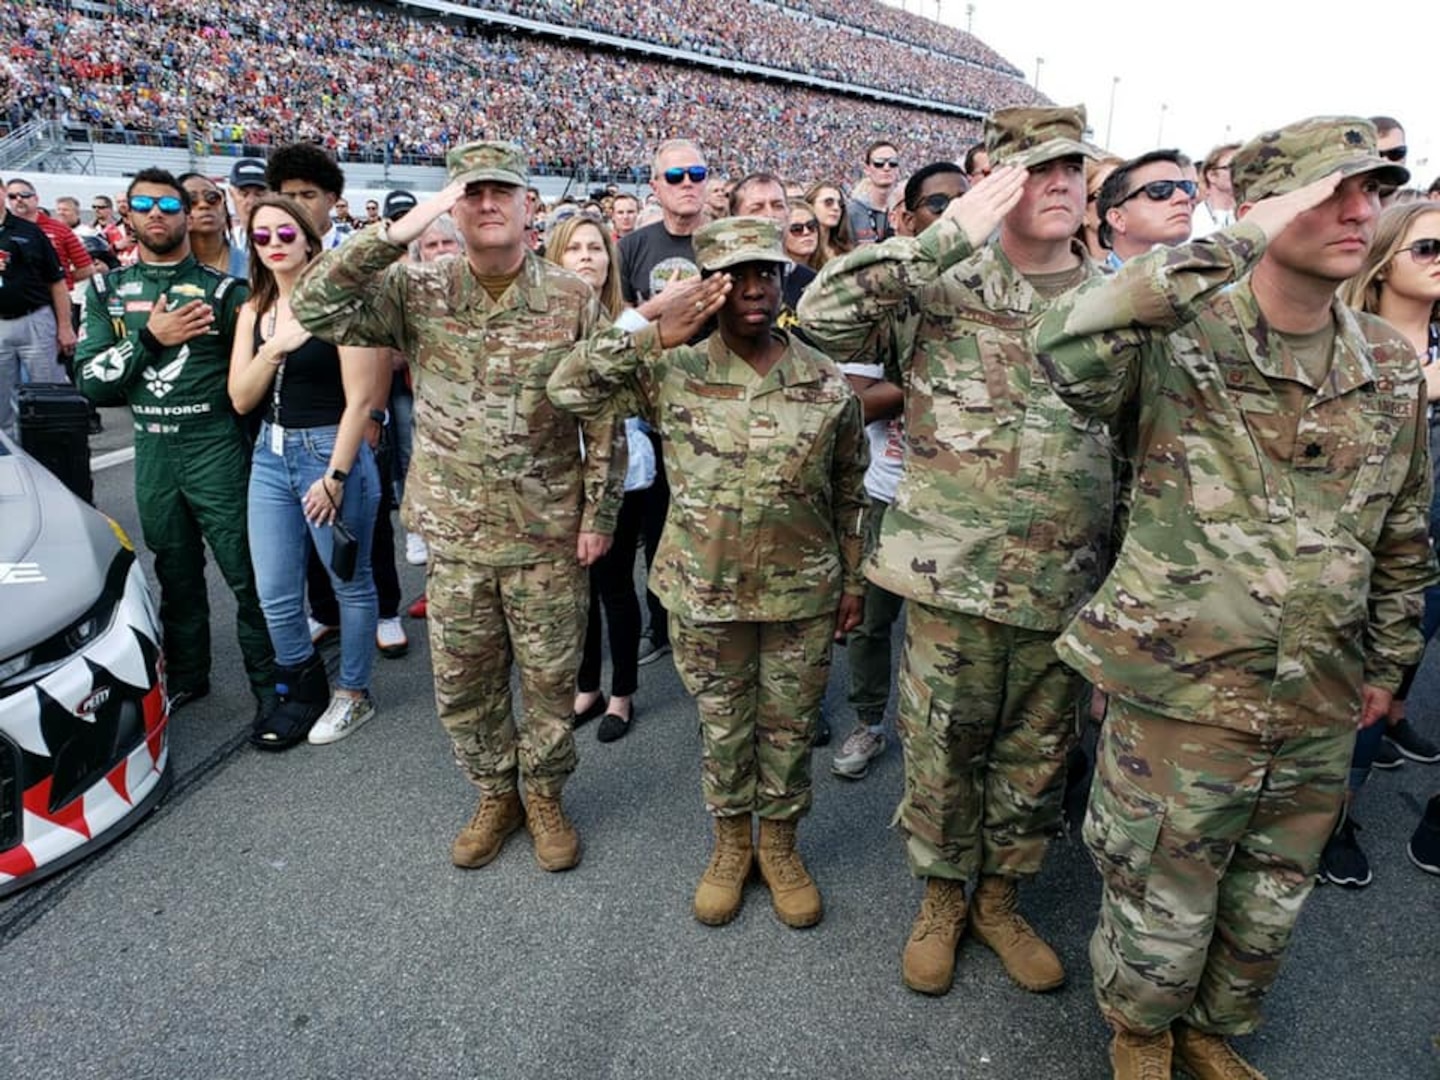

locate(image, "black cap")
(383, 190), (418, 220)
(229, 158), (268, 190)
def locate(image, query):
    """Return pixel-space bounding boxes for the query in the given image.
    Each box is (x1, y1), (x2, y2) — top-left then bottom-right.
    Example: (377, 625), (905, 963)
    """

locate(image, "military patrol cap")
(693, 216), (789, 272)
(985, 106), (1095, 169)
(1231, 116), (1410, 204)
(446, 140), (528, 188)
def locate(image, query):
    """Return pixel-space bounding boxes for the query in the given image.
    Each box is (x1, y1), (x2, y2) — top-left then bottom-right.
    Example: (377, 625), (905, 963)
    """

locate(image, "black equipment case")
(18, 382), (94, 504)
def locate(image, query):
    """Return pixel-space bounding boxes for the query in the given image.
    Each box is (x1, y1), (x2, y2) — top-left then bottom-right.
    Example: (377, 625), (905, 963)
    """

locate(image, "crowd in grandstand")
(0, 0), (1048, 177)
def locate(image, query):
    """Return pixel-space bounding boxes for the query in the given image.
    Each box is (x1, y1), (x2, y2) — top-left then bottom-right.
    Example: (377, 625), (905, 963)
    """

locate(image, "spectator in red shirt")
(7, 182), (95, 291)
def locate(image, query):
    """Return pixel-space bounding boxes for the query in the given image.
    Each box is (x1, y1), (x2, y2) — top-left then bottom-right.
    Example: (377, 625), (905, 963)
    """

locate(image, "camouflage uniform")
(549, 217), (869, 820)
(291, 143), (624, 798)
(797, 108), (1112, 882)
(1035, 117), (1433, 1036)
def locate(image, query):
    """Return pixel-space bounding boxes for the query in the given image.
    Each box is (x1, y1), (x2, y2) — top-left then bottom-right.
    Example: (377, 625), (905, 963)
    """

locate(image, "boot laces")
(470, 795), (512, 831)
(761, 825), (807, 886)
(529, 795), (565, 836)
(1117, 1032), (1171, 1080)
(912, 883), (965, 941)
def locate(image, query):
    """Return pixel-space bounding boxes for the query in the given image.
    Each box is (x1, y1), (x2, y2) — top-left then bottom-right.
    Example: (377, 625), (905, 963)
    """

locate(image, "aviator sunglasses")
(1117, 179), (1198, 206)
(662, 165), (709, 185)
(788, 219), (819, 236)
(188, 189), (224, 207)
(251, 224), (300, 247)
(1397, 238), (1440, 266)
(129, 195), (185, 215)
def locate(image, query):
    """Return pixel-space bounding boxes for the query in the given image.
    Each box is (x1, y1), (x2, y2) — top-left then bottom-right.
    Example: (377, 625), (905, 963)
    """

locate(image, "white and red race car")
(0, 432), (169, 897)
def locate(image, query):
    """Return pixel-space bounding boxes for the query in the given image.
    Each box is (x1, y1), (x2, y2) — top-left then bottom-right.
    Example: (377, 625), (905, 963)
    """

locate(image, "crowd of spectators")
(463, 0), (1034, 108)
(1, 0), (1038, 178)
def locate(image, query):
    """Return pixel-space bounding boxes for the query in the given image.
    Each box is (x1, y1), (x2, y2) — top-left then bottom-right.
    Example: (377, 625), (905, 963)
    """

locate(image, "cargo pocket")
(1082, 767), (1164, 909)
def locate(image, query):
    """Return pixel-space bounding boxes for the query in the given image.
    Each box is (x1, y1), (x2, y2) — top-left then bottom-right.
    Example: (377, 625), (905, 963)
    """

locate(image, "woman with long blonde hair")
(545, 214), (652, 742)
(1321, 201), (1440, 886)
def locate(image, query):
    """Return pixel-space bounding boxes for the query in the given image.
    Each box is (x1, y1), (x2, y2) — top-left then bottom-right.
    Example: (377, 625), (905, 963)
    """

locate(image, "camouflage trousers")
(426, 551), (586, 798)
(671, 612), (833, 821)
(1085, 698), (1352, 1036)
(895, 603), (1082, 881)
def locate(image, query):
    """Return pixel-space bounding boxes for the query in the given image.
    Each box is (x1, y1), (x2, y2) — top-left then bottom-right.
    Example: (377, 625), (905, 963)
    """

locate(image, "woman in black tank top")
(228, 195), (387, 751)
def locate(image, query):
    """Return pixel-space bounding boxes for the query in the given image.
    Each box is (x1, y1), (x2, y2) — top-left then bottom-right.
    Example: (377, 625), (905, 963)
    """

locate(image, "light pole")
(1157, 103), (1168, 145)
(1105, 76), (1119, 149)
(1035, 56), (1045, 92)
(966, 3), (975, 32)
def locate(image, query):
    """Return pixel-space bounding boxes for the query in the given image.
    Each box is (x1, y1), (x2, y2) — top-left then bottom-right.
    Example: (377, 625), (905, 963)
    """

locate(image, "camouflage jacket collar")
(705, 328), (824, 393)
(965, 238), (1095, 319)
(453, 249), (551, 315)
(1221, 280), (1375, 401)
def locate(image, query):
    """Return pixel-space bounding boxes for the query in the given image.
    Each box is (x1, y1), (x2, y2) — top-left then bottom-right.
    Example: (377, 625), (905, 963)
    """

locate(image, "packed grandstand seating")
(1, 0), (1043, 181)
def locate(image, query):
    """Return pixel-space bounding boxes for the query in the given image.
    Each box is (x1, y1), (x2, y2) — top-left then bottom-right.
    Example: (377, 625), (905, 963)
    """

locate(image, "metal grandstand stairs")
(0, 120), (96, 175)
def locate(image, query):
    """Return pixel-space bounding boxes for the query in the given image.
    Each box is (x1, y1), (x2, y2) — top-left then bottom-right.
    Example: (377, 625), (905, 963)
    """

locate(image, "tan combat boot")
(1173, 1023), (1268, 1080)
(693, 814), (753, 926)
(968, 874), (1065, 991)
(900, 877), (968, 995)
(451, 790), (525, 868)
(526, 789), (581, 871)
(1109, 1027), (1174, 1080)
(756, 818), (823, 927)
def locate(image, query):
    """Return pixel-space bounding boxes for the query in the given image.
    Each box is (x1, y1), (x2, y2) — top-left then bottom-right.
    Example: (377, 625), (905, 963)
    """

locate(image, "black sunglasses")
(1118, 179), (1198, 206)
(7, 190), (37, 200)
(788, 220), (819, 236)
(870, 157), (901, 169)
(129, 195), (185, 215)
(662, 165), (709, 185)
(188, 189), (224, 206)
(1398, 238), (1440, 265)
(914, 192), (958, 216)
(1378, 145), (1407, 163)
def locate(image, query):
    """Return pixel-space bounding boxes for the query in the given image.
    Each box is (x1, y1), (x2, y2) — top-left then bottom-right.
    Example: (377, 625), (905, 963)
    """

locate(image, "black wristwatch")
(368, 408), (389, 426)
(327, 468), (348, 483)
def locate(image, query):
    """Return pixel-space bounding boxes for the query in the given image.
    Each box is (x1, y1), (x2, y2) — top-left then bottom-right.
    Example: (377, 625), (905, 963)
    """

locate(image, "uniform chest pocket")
(773, 388), (842, 488)
(1334, 400), (1410, 543)
(666, 381), (746, 483)
(924, 326), (1029, 445)
(1180, 393), (1288, 523)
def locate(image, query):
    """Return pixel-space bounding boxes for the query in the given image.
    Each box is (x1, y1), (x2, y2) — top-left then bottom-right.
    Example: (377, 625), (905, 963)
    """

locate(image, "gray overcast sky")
(882, 0), (1434, 180)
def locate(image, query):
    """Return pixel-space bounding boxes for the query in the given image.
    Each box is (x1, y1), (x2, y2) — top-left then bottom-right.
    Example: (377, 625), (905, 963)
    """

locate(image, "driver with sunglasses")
(76, 167), (276, 722)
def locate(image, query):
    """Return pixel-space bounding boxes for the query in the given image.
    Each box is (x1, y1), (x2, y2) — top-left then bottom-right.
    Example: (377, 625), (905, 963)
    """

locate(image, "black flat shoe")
(597, 708), (633, 743)
(573, 695), (607, 728)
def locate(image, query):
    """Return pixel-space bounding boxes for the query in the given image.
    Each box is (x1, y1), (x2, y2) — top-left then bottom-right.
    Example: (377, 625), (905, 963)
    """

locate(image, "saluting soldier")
(1036, 118), (1433, 1080)
(549, 217), (869, 929)
(291, 141), (625, 875)
(798, 107), (1113, 998)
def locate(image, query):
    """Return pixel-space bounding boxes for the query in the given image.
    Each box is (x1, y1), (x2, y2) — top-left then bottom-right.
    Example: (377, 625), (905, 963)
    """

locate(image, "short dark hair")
(265, 143), (345, 197)
(612, 192), (639, 209)
(1428, 176), (1440, 197)
(127, 167), (188, 208)
(1097, 149), (1185, 250)
(729, 172), (785, 215)
(864, 140), (898, 165)
(963, 143), (988, 175)
(1369, 115), (1403, 137)
(904, 162), (968, 211)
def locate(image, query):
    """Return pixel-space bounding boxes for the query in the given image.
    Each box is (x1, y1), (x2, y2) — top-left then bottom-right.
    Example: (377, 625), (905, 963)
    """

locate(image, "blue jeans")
(248, 421), (379, 692)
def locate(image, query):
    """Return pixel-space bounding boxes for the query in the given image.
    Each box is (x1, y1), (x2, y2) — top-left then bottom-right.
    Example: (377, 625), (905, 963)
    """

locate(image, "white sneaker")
(308, 616), (337, 645)
(405, 532), (429, 566)
(832, 725), (887, 779)
(308, 692), (376, 745)
(376, 616), (409, 658)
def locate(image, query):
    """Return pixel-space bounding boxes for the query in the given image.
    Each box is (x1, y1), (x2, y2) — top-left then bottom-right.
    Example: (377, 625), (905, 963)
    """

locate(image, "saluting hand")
(941, 164), (1027, 247)
(385, 180), (468, 248)
(1241, 171), (1345, 242)
(655, 272), (730, 348)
